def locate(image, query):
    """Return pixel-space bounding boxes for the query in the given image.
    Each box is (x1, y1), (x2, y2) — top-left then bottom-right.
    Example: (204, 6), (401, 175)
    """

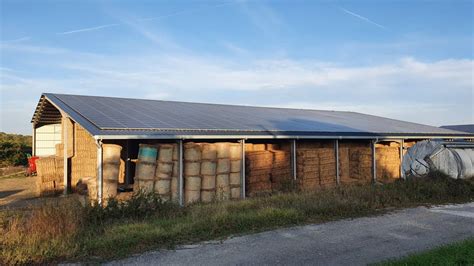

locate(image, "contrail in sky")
(57, 2), (235, 35)
(57, 23), (121, 35)
(340, 7), (387, 30)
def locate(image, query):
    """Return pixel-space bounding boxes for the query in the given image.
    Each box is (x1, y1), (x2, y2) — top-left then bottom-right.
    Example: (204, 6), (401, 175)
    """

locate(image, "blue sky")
(1, 0), (473, 134)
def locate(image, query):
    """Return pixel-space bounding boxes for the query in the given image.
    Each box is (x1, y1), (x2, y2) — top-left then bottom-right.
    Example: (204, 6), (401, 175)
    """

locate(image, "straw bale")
(245, 143), (254, 151)
(247, 181), (271, 192)
(201, 161), (217, 176)
(216, 158), (231, 174)
(229, 143), (242, 160)
(36, 157), (57, 182)
(216, 174), (230, 200)
(61, 117), (74, 158)
(247, 173), (270, 183)
(172, 161), (179, 177)
(185, 190), (200, 204)
(171, 177), (178, 202)
(266, 144), (280, 150)
(185, 176), (201, 191)
(216, 142), (230, 158)
(230, 187), (241, 199)
(201, 190), (215, 203)
(229, 172), (241, 186)
(172, 144), (179, 161)
(156, 162), (173, 175)
(158, 144), (174, 163)
(103, 179), (117, 199)
(252, 144), (266, 151)
(247, 168), (272, 176)
(201, 143), (217, 160)
(184, 162), (200, 176)
(184, 143), (201, 162)
(202, 174), (216, 190)
(155, 179), (171, 195)
(230, 159), (241, 173)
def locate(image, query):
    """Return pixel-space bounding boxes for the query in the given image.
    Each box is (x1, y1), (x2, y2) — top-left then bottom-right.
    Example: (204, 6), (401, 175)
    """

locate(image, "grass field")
(380, 238), (474, 265)
(1, 175), (473, 264)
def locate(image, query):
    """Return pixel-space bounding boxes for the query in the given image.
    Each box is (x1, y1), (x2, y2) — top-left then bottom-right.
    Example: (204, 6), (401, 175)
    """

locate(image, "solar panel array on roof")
(32, 93), (472, 139)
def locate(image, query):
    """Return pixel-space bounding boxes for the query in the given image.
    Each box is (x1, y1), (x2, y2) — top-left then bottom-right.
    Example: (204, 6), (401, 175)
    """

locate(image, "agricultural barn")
(31, 93), (474, 205)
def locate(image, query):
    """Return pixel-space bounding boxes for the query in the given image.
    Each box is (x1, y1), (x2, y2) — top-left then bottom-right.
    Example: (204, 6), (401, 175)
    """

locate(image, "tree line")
(0, 132), (32, 167)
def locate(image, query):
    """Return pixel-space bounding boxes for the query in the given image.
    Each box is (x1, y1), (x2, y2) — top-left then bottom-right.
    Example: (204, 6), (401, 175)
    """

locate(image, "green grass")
(1, 175), (473, 265)
(380, 238), (474, 265)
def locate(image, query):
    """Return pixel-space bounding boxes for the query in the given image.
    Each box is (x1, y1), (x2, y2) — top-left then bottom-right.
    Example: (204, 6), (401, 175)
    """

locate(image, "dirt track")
(0, 176), (39, 209)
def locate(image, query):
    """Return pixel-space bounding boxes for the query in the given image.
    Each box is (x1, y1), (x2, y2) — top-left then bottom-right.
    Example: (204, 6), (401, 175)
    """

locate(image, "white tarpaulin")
(402, 140), (474, 179)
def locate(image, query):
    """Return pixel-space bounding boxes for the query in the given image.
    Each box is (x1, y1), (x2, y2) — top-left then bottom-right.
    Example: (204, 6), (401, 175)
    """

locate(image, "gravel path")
(107, 202), (474, 266)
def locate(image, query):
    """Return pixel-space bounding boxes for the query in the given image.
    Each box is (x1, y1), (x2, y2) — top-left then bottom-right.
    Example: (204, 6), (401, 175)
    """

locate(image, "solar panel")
(40, 93), (471, 138)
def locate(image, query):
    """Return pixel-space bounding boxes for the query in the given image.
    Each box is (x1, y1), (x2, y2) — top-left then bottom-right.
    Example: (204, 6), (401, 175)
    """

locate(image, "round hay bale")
(201, 190), (215, 203)
(172, 144), (179, 161)
(229, 143), (241, 159)
(155, 179), (171, 195)
(156, 172), (172, 180)
(103, 178), (117, 199)
(184, 143), (201, 162)
(230, 159), (241, 173)
(84, 176), (97, 201)
(229, 172), (241, 186)
(137, 144), (158, 164)
(201, 143), (217, 160)
(171, 177), (179, 202)
(172, 162), (179, 177)
(136, 163), (156, 181)
(216, 143), (230, 158)
(158, 144), (174, 163)
(156, 162), (173, 175)
(185, 190), (200, 204)
(201, 175), (216, 190)
(216, 159), (230, 174)
(201, 161), (217, 175)
(216, 174), (230, 190)
(138, 180), (154, 193)
(230, 187), (241, 199)
(185, 176), (201, 191)
(185, 162), (200, 176)
(160, 194), (171, 202)
(103, 144), (122, 164)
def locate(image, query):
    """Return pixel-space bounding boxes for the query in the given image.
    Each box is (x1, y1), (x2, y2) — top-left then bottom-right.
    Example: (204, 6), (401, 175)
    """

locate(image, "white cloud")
(0, 43), (472, 134)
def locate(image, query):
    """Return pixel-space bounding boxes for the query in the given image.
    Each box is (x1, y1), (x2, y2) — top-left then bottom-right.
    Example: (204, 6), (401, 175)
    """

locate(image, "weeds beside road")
(1, 175), (473, 264)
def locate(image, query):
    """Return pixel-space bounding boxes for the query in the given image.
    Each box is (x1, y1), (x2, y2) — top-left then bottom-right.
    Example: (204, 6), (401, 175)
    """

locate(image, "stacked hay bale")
(296, 149), (319, 191)
(184, 143), (202, 204)
(229, 143), (242, 199)
(245, 150), (273, 196)
(339, 142), (373, 184)
(154, 144), (175, 201)
(215, 143), (231, 201)
(268, 144), (292, 191)
(69, 124), (97, 188)
(201, 143), (217, 203)
(171, 144), (179, 202)
(296, 142), (337, 191)
(134, 144), (158, 193)
(102, 144), (122, 200)
(35, 156), (63, 196)
(376, 142), (401, 182)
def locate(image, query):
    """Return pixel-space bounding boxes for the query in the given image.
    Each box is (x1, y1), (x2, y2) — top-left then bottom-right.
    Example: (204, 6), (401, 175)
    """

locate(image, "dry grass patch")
(1, 174), (473, 264)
